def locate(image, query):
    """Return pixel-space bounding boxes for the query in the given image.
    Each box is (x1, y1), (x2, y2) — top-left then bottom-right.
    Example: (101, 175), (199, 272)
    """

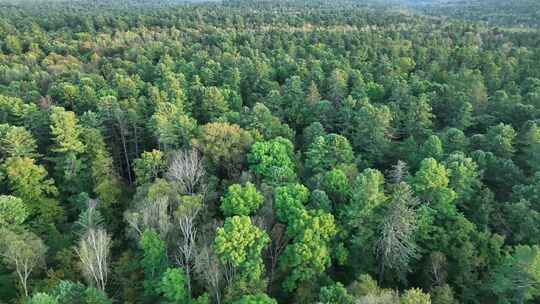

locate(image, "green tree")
(419, 135), (444, 162)
(0, 228), (47, 297)
(220, 182), (264, 217)
(305, 134), (354, 176)
(27, 293), (59, 304)
(321, 168), (351, 207)
(194, 122), (254, 178)
(215, 216), (269, 285)
(139, 229), (169, 298)
(199, 86), (230, 123)
(245, 103), (294, 140)
(79, 124), (122, 206)
(0, 124), (37, 159)
(2, 157), (61, 228)
(49, 106), (85, 154)
(151, 100), (197, 151)
(326, 69), (348, 103)
(411, 158), (456, 210)
(401, 288), (431, 304)
(231, 293), (277, 304)
(0, 195), (28, 227)
(431, 284), (458, 304)
(133, 150), (166, 185)
(158, 268), (189, 303)
(279, 209), (337, 292)
(440, 128), (469, 154)
(351, 100), (393, 165)
(485, 123), (517, 159)
(274, 183), (310, 227)
(319, 282), (354, 304)
(49, 106), (87, 195)
(248, 137), (297, 185)
(489, 245), (540, 304)
(281, 76), (307, 130)
(4, 34), (22, 54)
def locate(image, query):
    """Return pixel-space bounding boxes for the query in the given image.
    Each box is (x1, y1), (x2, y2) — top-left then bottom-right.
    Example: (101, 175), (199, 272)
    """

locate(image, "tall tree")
(0, 228), (47, 297)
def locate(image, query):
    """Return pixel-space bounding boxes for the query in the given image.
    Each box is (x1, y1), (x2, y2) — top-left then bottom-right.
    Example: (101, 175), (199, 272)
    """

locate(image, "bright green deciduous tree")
(214, 216), (270, 284)
(49, 106), (85, 154)
(279, 209), (337, 292)
(0, 195), (28, 227)
(274, 184), (310, 228)
(248, 137), (296, 185)
(220, 182), (264, 217)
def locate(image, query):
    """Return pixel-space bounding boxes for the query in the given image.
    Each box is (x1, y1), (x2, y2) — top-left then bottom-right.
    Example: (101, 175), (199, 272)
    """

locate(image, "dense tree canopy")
(1, 0), (540, 303)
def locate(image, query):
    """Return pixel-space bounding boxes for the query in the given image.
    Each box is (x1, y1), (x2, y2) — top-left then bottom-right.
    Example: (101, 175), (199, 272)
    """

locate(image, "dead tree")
(76, 228), (111, 291)
(166, 149), (205, 195)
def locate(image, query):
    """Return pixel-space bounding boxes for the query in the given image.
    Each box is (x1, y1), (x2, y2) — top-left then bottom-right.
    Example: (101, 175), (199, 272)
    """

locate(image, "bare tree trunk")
(77, 228), (111, 291)
(195, 245), (222, 304)
(119, 126), (132, 184)
(175, 194), (203, 294)
(166, 149), (205, 195)
(266, 223), (287, 294)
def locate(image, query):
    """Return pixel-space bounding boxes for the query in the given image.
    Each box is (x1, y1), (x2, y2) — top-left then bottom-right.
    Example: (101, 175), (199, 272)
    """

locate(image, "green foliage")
(346, 169), (387, 221)
(321, 168), (351, 206)
(133, 150), (166, 185)
(139, 229), (169, 298)
(215, 216), (270, 283)
(305, 134), (354, 175)
(279, 209), (337, 291)
(274, 183), (310, 227)
(195, 122), (254, 177)
(49, 106), (85, 154)
(319, 282), (354, 304)
(412, 158), (456, 209)
(248, 137), (297, 185)
(231, 293), (277, 304)
(2, 157), (61, 228)
(151, 100), (197, 150)
(401, 288), (431, 304)
(0, 228), (47, 297)
(27, 293), (58, 304)
(220, 182), (264, 216)
(351, 99), (393, 164)
(158, 268), (188, 303)
(0, 124), (37, 159)
(245, 103), (294, 140)
(485, 123), (517, 158)
(431, 284), (458, 304)
(46, 280), (112, 304)
(1, 1), (540, 303)
(489, 245), (540, 303)
(0, 195), (28, 227)
(199, 86), (230, 123)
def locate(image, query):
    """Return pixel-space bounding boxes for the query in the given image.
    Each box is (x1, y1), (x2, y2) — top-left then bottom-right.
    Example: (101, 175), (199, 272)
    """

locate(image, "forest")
(1, 0), (540, 303)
